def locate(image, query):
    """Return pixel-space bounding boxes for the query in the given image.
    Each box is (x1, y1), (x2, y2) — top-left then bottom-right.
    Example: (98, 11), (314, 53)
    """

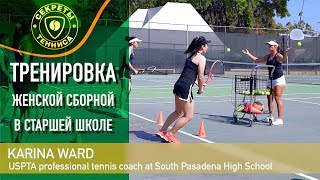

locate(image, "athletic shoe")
(164, 132), (180, 143)
(273, 118), (284, 125)
(155, 130), (166, 140)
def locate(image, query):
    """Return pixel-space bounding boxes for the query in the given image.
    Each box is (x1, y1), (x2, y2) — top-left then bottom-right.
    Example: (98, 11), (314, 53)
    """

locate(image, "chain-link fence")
(127, 22), (320, 75)
(1, 14), (320, 77)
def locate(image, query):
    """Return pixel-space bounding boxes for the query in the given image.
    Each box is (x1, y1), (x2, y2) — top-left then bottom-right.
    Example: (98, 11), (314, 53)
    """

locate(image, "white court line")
(129, 112), (213, 144)
(284, 92), (320, 96)
(129, 112), (319, 180)
(131, 95), (231, 100)
(130, 100), (231, 105)
(285, 97), (320, 100)
(132, 85), (235, 89)
(295, 173), (320, 180)
(286, 99), (320, 106)
(131, 97), (320, 105)
(134, 79), (173, 84)
(131, 92), (320, 100)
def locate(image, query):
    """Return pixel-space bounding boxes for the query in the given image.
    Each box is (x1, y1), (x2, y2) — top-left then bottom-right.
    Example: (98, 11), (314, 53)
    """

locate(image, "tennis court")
(129, 72), (320, 180)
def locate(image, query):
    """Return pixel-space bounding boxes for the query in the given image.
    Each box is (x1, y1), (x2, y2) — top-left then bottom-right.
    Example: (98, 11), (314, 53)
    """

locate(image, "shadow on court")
(196, 113), (270, 127)
(129, 130), (164, 142)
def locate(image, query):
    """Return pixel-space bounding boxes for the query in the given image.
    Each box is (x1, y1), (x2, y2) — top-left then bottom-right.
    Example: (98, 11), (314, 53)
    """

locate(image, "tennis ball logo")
(226, 48), (231, 52)
(49, 20), (61, 31)
(297, 42), (302, 47)
(31, 3), (79, 50)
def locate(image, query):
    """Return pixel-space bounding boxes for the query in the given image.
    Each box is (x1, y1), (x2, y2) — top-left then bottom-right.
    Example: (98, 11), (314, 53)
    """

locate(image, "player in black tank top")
(156, 36), (211, 143)
(242, 40), (292, 125)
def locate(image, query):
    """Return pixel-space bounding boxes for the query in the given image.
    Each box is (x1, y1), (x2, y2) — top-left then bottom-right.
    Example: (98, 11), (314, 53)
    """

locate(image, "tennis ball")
(226, 48), (231, 52)
(297, 41), (302, 47)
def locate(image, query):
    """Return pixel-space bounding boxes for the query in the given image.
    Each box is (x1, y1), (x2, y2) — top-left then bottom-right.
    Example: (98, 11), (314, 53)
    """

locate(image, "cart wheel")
(234, 117), (238, 124)
(249, 120), (253, 127)
(268, 118), (273, 126)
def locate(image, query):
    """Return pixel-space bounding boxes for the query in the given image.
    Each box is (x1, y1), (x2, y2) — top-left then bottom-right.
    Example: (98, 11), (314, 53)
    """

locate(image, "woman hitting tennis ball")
(242, 40), (292, 125)
(156, 36), (210, 143)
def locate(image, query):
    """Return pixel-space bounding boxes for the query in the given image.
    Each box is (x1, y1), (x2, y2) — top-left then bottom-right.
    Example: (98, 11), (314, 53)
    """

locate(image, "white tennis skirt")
(267, 75), (286, 89)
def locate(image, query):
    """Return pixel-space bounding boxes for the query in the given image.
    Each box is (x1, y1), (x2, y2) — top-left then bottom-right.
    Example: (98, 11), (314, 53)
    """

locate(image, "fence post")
(186, 24), (189, 48)
(148, 22), (150, 65)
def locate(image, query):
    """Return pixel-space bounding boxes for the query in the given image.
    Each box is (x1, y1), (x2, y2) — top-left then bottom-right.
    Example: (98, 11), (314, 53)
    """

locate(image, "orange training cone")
(197, 121), (207, 138)
(244, 104), (263, 114)
(157, 112), (164, 125)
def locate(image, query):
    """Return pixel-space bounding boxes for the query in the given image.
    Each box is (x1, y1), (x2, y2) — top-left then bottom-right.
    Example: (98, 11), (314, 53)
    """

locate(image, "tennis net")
(221, 61), (320, 85)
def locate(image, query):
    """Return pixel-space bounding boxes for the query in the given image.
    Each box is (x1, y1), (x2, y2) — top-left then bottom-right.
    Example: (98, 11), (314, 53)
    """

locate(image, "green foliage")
(0, 0), (37, 22)
(130, 0), (291, 29)
(286, 21), (316, 36)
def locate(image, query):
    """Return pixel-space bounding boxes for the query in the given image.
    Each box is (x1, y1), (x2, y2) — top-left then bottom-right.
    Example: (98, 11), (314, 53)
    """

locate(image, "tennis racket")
(204, 60), (224, 86)
(137, 66), (157, 74)
(290, 29), (304, 40)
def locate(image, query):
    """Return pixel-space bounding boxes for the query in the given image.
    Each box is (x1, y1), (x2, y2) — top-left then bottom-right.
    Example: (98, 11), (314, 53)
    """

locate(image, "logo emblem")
(31, 3), (78, 50)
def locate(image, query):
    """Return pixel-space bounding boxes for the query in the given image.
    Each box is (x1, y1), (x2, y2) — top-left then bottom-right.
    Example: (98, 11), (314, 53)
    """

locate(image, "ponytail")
(277, 46), (281, 53)
(185, 37), (199, 55)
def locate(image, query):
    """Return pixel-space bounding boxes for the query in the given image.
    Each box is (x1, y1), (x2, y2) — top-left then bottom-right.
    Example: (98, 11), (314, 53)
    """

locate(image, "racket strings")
(210, 62), (224, 78)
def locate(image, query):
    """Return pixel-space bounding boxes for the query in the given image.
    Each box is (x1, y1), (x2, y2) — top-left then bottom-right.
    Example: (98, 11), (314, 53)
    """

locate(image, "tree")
(129, 0), (291, 29)
(0, 0), (37, 22)
(73, 0), (129, 26)
(286, 21), (315, 36)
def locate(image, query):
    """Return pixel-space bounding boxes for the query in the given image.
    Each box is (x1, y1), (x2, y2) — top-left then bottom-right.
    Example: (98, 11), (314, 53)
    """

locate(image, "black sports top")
(266, 53), (283, 80)
(176, 55), (199, 85)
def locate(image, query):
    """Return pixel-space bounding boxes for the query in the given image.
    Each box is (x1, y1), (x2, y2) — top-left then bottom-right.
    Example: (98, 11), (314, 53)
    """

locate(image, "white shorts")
(267, 75), (286, 89)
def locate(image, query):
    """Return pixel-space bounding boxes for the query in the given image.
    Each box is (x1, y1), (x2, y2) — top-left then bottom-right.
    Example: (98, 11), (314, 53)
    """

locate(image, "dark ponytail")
(185, 37), (200, 55)
(125, 36), (131, 42)
(277, 46), (281, 53)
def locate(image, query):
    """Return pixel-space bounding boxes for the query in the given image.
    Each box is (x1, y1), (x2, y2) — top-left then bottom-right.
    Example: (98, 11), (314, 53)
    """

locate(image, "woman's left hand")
(285, 47), (292, 52)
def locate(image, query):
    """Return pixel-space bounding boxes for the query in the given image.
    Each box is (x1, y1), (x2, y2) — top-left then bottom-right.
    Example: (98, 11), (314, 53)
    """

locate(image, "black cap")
(196, 36), (211, 47)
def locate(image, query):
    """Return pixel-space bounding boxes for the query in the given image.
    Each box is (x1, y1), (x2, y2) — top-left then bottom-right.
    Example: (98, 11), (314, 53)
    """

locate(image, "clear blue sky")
(275, 0), (320, 31)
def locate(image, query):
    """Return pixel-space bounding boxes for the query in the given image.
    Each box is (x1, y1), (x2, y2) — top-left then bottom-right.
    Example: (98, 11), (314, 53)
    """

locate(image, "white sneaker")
(273, 118), (284, 125)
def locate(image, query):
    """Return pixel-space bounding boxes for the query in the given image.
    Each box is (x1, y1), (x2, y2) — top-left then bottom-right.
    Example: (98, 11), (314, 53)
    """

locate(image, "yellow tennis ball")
(226, 48), (231, 52)
(297, 42), (302, 46)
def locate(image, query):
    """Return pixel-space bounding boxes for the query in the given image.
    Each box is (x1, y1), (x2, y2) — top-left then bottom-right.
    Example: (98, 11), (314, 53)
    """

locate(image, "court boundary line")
(129, 112), (213, 143)
(130, 100), (231, 105)
(131, 94), (320, 100)
(130, 96), (320, 105)
(129, 112), (319, 180)
(286, 99), (320, 106)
